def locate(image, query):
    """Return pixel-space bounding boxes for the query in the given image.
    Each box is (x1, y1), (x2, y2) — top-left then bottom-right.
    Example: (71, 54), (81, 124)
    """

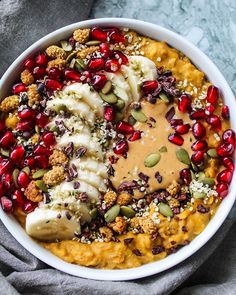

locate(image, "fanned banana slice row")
(70, 158), (108, 178)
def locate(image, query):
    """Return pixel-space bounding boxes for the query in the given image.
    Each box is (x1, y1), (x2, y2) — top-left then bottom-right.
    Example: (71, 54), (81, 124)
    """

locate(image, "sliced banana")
(26, 208), (81, 242)
(121, 55), (157, 101)
(70, 158), (108, 178)
(48, 116), (90, 135)
(76, 169), (107, 192)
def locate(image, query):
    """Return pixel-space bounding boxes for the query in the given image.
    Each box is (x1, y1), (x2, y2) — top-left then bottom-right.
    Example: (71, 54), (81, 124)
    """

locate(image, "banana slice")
(48, 116), (90, 135)
(77, 169), (107, 192)
(121, 55), (157, 101)
(26, 208), (81, 242)
(57, 133), (103, 160)
(63, 83), (104, 116)
(70, 158), (108, 178)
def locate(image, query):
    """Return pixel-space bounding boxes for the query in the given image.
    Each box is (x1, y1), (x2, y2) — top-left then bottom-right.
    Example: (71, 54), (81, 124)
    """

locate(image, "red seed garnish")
(142, 80), (158, 95)
(1, 197), (13, 213)
(113, 140), (129, 155)
(128, 130), (142, 142)
(104, 58), (121, 72)
(191, 151), (205, 164)
(205, 103), (215, 115)
(18, 109), (36, 121)
(165, 107), (175, 122)
(17, 171), (30, 188)
(206, 114), (222, 131)
(12, 83), (27, 94)
(112, 50), (128, 65)
(48, 67), (62, 80)
(222, 129), (235, 146)
(24, 58), (36, 70)
(33, 66), (46, 79)
(88, 58), (105, 71)
(191, 139), (208, 151)
(217, 142), (234, 157)
(104, 105), (116, 121)
(35, 53), (48, 66)
(91, 74), (107, 90)
(207, 85), (219, 104)
(2, 173), (13, 192)
(16, 121), (33, 132)
(90, 27), (107, 42)
(0, 182), (4, 198)
(35, 155), (49, 169)
(10, 145), (25, 162)
(0, 131), (15, 148)
(222, 157), (234, 171)
(174, 123), (190, 135)
(192, 122), (206, 139)
(64, 68), (81, 82)
(217, 169), (233, 184)
(45, 78), (63, 91)
(12, 190), (25, 206)
(116, 121), (134, 134)
(35, 113), (49, 128)
(180, 168), (192, 185)
(190, 109), (205, 120)
(168, 133), (184, 146)
(34, 145), (51, 156)
(221, 105), (230, 119)
(23, 201), (37, 213)
(178, 94), (191, 113)
(0, 120), (6, 134)
(108, 31), (125, 44)
(24, 157), (36, 168)
(42, 132), (56, 147)
(0, 160), (12, 176)
(216, 182), (229, 199)
(99, 43), (111, 58)
(170, 119), (183, 127)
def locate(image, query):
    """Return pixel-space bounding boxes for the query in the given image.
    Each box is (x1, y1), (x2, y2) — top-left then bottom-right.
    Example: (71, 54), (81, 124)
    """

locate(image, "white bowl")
(0, 18), (235, 281)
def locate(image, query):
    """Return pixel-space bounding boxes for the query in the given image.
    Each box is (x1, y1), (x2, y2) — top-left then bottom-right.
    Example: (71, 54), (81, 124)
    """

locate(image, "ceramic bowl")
(0, 18), (235, 281)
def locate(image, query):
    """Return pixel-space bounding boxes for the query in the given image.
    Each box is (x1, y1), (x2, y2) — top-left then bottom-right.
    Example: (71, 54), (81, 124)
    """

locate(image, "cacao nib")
(165, 106), (175, 122)
(65, 211), (72, 220)
(73, 181), (80, 189)
(152, 246), (164, 255)
(138, 172), (149, 183)
(104, 178), (117, 191)
(77, 192), (89, 203)
(124, 238), (134, 245)
(197, 204), (210, 214)
(182, 226), (188, 232)
(132, 249), (143, 256)
(118, 181), (139, 192)
(75, 146), (87, 158)
(155, 172), (163, 183)
(63, 142), (74, 157)
(111, 236), (120, 243)
(107, 164), (115, 176)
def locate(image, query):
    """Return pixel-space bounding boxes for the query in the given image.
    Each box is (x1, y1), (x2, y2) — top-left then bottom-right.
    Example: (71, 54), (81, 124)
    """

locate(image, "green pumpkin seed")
(49, 125), (58, 132)
(176, 148), (190, 165)
(35, 180), (48, 192)
(192, 191), (206, 199)
(60, 40), (73, 52)
(190, 170), (196, 180)
(158, 202), (173, 217)
(131, 109), (147, 123)
(191, 162), (199, 172)
(120, 206), (136, 218)
(128, 115), (136, 126)
(200, 177), (215, 187)
(197, 172), (205, 180)
(115, 99), (125, 110)
(75, 59), (85, 71)
(12, 168), (19, 188)
(22, 166), (30, 175)
(159, 92), (169, 103)
(33, 169), (48, 179)
(115, 112), (123, 122)
(207, 148), (219, 158)
(85, 40), (101, 46)
(54, 104), (68, 114)
(35, 125), (40, 133)
(159, 146), (167, 153)
(99, 92), (118, 104)
(90, 208), (98, 219)
(69, 58), (76, 69)
(0, 148), (9, 157)
(101, 81), (112, 94)
(104, 204), (120, 223)
(66, 51), (76, 64)
(144, 153), (161, 168)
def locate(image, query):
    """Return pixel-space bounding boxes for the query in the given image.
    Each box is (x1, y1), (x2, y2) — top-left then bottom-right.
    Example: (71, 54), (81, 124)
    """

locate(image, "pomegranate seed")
(99, 43), (111, 58)
(0, 131), (15, 148)
(174, 123), (190, 135)
(192, 122), (206, 139)
(190, 109), (205, 120)
(116, 121), (134, 134)
(36, 113), (49, 128)
(23, 201), (37, 213)
(222, 129), (235, 146)
(10, 146), (25, 162)
(24, 157), (36, 168)
(0, 160), (12, 175)
(191, 151), (205, 165)
(42, 132), (56, 147)
(35, 155), (49, 169)
(170, 119), (183, 127)
(12, 83), (27, 94)
(112, 50), (128, 65)
(34, 145), (51, 156)
(64, 68), (81, 82)
(33, 66), (46, 79)
(128, 130), (142, 142)
(69, 37), (75, 47)
(205, 103), (215, 115)
(178, 94), (191, 113)
(0, 120), (6, 134)
(35, 53), (48, 66)
(90, 27), (107, 42)
(191, 139), (208, 151)
(217, 169), (233, 184)
(24, 58), (36, 70)
(1, 197), (13, 213)
(222, 105), (230, 119)
(81, 70), (92, 83)
(206, 114), (222, 131)
(217, 143), (234, 157)
(48, 67), (62, 79)
(113, 140), (129, 155)
(91, 74), (107, 90)
(108, 31), (125, 44)
(165, 107), (175, 122)
(222, 157), (234, 171)
(104, 105), (115, 121)
(168, 133), (184, 146)
(207, 85), (218, 104)
(2, 173), (13, 192)
(17, 171), (30, 188)
(104, 58), (121, 72)
(180, 169), (192, 185)
(45, 78), (63, 91)
(16, 121), (33, 132)
(216, 182), (229, 199)
(142, 80), (158, 95)
(18, 109), (36, 121)
(12, 190), (25, 206)
(0, 182), (5, 198)
(88, 58), (105, 71)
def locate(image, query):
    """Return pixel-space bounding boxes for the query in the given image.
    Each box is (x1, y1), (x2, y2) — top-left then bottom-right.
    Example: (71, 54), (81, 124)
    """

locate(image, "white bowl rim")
(0, 18), (236, 281)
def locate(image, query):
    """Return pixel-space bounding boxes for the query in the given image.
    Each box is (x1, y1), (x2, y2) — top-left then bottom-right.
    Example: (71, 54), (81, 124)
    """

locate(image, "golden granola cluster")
(104, 191), (132, 206)
(108, 216), (127, 234)
(99, 226), (113, 242)
(43, 166), (65, 186)
(166, 181), (180, 196)
(0, 95), (19, 112)
(46, 45), (66, 60)
(27, 84), (41, 107)
(73, 28), (90, 44)
(104, 191), (117, 206)
(46, 58), (66, 71)
(49, 149), (69, 166)
(20, 69), (34, 85)
(24, 181), (43, 202)
(76, 46), (99, 59)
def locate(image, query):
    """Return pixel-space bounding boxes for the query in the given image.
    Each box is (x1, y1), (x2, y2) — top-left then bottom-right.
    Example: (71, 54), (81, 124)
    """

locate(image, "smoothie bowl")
(0, 18), (235, 280)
